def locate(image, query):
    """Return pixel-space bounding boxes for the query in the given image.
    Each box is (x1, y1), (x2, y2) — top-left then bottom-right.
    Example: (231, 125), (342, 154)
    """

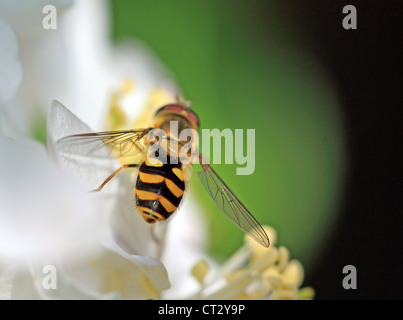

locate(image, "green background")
(110, 0), (345, 268)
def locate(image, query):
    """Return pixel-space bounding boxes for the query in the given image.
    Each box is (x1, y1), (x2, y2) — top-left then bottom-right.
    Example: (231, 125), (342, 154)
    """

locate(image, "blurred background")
(105, 0), (401, 299)
(107, 0), (401, 299)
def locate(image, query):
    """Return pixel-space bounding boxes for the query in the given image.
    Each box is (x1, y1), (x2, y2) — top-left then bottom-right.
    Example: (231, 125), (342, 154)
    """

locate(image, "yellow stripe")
(165, 178), (184, 198)
(145, 157), (163, 167)
(158, 196), (177, 213)
(135, 189), (158, 200)
(139, 172), (164, 184)
(137, 206), (165, 221)
(172, 167), (184, 181)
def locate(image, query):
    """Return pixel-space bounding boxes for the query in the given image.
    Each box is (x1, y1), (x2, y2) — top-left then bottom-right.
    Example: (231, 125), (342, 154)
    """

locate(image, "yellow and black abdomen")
(135, 158), (185, 224)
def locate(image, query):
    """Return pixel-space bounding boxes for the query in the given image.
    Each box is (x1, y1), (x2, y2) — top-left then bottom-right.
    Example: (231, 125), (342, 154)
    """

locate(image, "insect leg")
(198, 152), (210, 170)
(91, 164), (138, 192)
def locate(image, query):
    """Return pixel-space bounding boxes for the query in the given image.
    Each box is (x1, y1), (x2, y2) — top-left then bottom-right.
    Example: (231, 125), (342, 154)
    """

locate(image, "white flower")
(0, 0), (176, 300)
(0, 18), (22, 104)
(0, 18), (22, 136)
(0, 0), (73, 135)
(0, 8), (105, 260)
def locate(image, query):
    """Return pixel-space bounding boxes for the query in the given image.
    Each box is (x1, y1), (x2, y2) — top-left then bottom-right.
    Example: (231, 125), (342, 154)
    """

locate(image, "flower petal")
(0, 19), (22, 103)
(47, 100), (162, 257)
(56, 244), (170, 300)
(0, 134), (105, 259)
(105, 40), (179, 125)
(0, 0), (73, 37)
(161, 194), (212, 299)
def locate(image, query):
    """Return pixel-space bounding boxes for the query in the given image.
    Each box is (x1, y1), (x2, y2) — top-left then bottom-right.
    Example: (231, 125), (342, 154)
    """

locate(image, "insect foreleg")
(90, 164), (139, 192)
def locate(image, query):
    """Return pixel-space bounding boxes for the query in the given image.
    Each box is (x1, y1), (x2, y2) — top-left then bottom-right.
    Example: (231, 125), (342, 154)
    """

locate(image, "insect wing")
(56, 129), (151, 159)
(197, 165), (270, 248)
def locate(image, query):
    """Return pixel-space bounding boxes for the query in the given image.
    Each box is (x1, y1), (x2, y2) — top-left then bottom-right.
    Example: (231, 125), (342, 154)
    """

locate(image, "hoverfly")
(57, 101), (270, 248)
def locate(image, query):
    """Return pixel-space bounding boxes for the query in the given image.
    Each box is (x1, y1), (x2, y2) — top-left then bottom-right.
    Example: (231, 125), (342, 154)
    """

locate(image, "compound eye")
(186, 110), (200, 128)
(156, 104), (184, 114)
(155, 104), (200, 128)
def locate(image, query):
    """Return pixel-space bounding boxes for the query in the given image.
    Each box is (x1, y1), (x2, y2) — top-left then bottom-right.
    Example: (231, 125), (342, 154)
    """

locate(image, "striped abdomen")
(135, 159), (185, 224)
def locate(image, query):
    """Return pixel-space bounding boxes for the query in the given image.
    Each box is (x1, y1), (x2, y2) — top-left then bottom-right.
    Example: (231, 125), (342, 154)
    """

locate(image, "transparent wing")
(197, 164), (270, 248)
(56, 128), (152, 159)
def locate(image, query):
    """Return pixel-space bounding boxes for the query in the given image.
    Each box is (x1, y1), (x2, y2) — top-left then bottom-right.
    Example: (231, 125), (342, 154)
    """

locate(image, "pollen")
(122, 78), (135, 94)
(191, 260), (210, 284)
(105, 79), (135, 131)
(186, 225), (314, 300)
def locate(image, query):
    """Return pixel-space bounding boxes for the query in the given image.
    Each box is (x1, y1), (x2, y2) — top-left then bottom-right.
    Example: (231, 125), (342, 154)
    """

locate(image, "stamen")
(191, 260), (210, 284)
(188, 225), (313, 300)
(106, 79), (135, 130)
